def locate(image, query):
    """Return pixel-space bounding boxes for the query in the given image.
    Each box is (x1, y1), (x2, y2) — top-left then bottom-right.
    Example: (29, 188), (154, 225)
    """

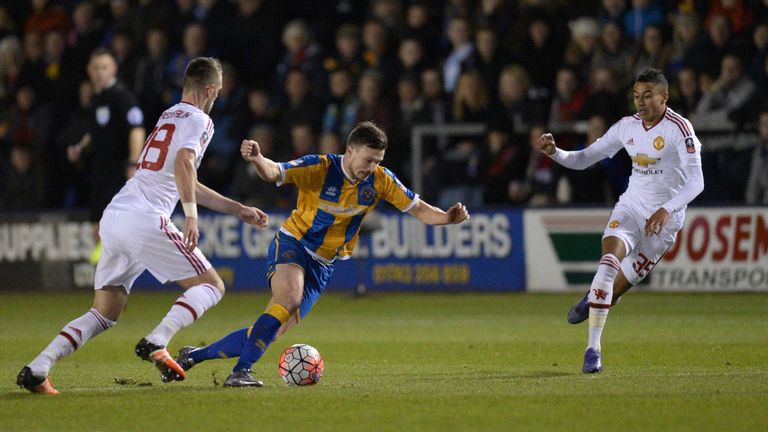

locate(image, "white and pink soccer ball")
(278, 344), (324, 386)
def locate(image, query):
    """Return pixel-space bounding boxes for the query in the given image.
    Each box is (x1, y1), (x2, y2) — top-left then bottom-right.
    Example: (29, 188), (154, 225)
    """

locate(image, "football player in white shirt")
(17, 57), (269, 394)
(536, 68), (704, 373)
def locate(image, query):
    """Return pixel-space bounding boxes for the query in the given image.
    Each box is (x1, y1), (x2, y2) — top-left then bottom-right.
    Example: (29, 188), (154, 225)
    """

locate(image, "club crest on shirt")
(200, 131), (209, 148)
(360, 185), (376, 203)
(685, 137), (696, 154)
(653, 136), (665, 150)
(608, 220), (620, 228)
(281, 250), (296, 260)
(96, 106), (110, 126)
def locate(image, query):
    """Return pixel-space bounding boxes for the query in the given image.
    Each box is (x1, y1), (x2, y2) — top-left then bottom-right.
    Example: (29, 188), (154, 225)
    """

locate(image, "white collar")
(339, 154), (358, 184)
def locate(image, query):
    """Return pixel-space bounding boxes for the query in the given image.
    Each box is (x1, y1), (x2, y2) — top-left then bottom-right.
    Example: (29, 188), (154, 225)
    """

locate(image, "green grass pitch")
(1, 291), (766, 431)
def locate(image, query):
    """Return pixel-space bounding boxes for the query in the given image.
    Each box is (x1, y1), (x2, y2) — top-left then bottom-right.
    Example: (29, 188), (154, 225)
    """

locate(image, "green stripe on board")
(550, 233), (603, 261)
(564, 271), (595, 284)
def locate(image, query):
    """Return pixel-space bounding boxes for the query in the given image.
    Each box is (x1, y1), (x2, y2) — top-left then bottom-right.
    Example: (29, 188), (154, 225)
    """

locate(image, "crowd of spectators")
(2, 0), (768, 212)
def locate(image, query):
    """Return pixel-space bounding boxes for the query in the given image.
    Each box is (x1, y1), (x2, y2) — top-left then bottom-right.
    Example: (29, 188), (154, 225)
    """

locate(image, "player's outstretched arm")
(195, 182), (268, 229)
(240, 139), (281, 183)
(407, 200), (470, 225)
(538, 132), (612, 170)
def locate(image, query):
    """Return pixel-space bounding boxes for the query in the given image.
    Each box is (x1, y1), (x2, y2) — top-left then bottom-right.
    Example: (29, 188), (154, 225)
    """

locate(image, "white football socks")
(145, 283), (222, 347)
(28, 308), (116, 377)
(587, 254), (620, 351)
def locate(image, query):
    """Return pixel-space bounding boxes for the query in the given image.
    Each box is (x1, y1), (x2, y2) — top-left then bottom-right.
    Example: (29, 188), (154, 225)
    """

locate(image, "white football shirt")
(583, 107), (702, 218)
(107, 102), (214, 216)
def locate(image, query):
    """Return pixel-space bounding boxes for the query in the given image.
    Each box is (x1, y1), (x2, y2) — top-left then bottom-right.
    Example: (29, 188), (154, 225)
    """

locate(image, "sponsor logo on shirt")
(281, 250), (296, 260)
(653, 136), (665, 151)
(288, 159), (304, 167)
(626, 138), (634, 145)
(633, 167), (664, 175)
(631, 153), (661, 167)
(317, 202), (367, 216)
(324, 186), (338, 197)
(200, 131), (209, 148)
(685, 137), (696, 154)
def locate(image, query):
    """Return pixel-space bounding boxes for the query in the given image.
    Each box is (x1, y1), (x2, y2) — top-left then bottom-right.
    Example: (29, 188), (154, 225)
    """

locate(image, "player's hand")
(183, 217), (199, 252)
(240, 140), (261, 162)
(644, 208), (670, 237)
(536, 133), (557, 156)
(446, 202), (470, 224)
(239, 206), (269, 229)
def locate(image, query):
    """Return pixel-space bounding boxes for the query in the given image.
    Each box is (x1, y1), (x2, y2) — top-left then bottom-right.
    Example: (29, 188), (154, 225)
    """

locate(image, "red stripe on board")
(174, 301), (198, 320)
(59, 331), (78, 349)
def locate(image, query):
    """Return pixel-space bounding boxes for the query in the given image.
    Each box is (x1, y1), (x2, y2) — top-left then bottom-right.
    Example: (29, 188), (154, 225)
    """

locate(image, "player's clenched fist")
(240, 140), (261, 162)
(537, 133), (557, 156)
(447, 202), (470, 224)
(239, 206), (269, 229)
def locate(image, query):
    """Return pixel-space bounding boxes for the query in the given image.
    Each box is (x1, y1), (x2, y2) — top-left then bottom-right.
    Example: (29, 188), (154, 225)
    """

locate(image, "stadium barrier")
(525, 207), (768, 292)
(1, 207), (765, 292)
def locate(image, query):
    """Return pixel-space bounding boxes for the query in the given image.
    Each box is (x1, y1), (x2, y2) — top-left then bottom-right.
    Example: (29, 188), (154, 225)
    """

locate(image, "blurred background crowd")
(2, 0), (768, 214)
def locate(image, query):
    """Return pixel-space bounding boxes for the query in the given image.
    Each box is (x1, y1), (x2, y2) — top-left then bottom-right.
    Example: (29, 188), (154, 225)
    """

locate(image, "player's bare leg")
(18, 286), (126, 394)
(165, 282), (302, 383)
(223, 264), (303, 387)
(138, 269), (225, 382)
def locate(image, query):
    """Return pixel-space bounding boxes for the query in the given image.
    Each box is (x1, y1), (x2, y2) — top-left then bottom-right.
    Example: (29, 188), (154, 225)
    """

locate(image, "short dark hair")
(183, 57), (223, 90)
(636, 68), (668, 92)
(89, 47), (114, 62)
(347, 121), (388, 150)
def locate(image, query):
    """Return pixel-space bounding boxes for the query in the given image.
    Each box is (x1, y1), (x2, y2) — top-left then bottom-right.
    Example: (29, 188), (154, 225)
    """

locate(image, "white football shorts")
(602, 201), (685, 285)
(94, 210), (212, 292)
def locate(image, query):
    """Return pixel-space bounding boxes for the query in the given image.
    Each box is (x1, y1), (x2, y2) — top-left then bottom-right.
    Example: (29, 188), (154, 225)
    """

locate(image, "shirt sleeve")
(176, 113), (210, 156)
(549, 119), (625, 169)
(660, 119), (704, 214)
(673, 118), (703, 168)
(277, 154), (324, 187)
(121, 90), (144, 128)
(661, 165), (704, 214)
(375, 167), (419, 212)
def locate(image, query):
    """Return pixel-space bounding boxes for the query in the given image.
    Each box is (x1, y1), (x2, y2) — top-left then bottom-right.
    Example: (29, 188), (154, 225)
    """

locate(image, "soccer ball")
(278, 344), (324, 385)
